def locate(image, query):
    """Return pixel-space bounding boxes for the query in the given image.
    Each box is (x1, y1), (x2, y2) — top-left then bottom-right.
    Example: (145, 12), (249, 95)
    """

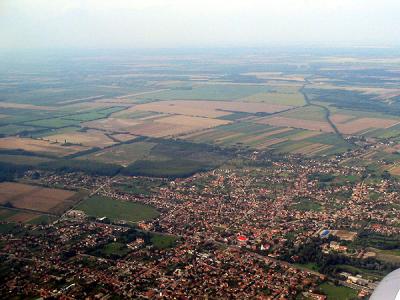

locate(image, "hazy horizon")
(1, 0), (400, 50)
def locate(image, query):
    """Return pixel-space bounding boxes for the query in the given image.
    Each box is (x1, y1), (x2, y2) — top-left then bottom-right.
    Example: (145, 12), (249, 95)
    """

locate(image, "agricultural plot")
(239, 91), (306, 106)
(0, 208), (39, 223)
(0, 124), (39, 136)
(83, 118), (140, 132)
(134, 84), (277, 101)
(44, 129), (117, 148)
(270, 133), (353, 156)
(110, 133), (137, 142)
(0, 182), (77, 214)
(121, 139), (230, 178)
(93, 115), (232, 138)
(0, 102), (56, 111)
(132, 100), (292, 117)
(0, 154), (53, 165)
(23, 117), (79, 129)
(334, 117), (400, 135)
(183, 122), (324, 151)
(82, 141), (156, 166)
(112, 110), (162, 120)
(256, 116), (334, 132)
(0, 137), (89, 157)
(278, 106), (327, 122)
(76, 195), (159, 223)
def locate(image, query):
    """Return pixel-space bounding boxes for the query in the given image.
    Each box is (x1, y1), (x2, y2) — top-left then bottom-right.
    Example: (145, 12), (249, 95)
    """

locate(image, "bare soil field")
(331, 230), (357, 241)
(335, 118), (400, 135)
(330, 114), (355, 123)
(256, 116), (334, 133)
(111, 133), (137, 142)
(388, 165), (400, 176)
(132, 100), (292, 116)
(45, 129), (117, 148)
(0, 137), (89, 157)
(0, 182), (76, 214)
(7, 212), (40, 223)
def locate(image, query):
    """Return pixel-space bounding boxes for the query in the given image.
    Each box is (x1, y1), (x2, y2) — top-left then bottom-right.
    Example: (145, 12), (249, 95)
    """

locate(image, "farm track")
(0, 204), (58, 217)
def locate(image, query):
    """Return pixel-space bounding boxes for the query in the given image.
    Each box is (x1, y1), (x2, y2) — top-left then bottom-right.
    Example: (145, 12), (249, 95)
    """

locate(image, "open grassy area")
(99, 242), (131, 258)
(318, 282), (358, 300)
(293, 197), (322, 212)
(150, 233), (178, 249)
(76, 195), (159, 222)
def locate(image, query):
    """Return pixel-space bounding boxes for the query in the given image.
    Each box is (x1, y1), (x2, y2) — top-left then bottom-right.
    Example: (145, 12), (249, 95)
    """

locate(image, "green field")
(293, 197), (322, 211)
(24, 117), (79, 128)
(136, 84), (275, 101)
(123, 159), (214, 178)
(98, 242), (131, 258)
(240, 91), (306, 106)
(82, 141), (157, 166)
(150, 233), (178, 249)
(0, 124), (39, 136)
(76, 195), (159, 222)
(0, 154), (53, 165)
(318, 282), (358, 300)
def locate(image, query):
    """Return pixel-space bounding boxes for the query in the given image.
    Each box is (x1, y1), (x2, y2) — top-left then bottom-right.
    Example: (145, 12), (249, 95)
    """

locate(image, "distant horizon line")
(1, 44), (399, 52)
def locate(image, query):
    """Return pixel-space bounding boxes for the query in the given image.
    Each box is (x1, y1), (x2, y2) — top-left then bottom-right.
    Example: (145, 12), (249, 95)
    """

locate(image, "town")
(1, 146), (399, 299)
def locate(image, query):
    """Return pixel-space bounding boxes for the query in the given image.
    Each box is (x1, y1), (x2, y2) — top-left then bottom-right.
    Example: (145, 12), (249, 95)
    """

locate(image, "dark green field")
(76, 195), (159, 222)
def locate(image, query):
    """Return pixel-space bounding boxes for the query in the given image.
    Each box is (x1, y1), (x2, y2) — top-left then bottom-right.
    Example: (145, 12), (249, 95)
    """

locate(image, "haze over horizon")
(1, 0), (400, 50)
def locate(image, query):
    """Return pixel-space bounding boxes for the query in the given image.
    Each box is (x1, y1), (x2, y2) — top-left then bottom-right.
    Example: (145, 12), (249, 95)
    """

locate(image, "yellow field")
(132, 100), (292, 116)
(118, 101), (230, 118)
(0, 137), (89, 157)
(111, 133), (137, 142)
(45, 129), (117, 148)
(127, 122), (198, 138)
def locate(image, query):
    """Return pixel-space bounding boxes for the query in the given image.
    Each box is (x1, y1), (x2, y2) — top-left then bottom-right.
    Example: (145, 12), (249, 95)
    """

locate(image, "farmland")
(0, 51), (400, 168)
(0, 137), (89, 157)
(82, 141), (157, 166)
(0, 182), (78, 215)
(2, 39), (400, 299)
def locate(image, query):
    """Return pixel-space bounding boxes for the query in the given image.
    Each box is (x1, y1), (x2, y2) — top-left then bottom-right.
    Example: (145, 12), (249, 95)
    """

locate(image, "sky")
(1, 0), (400, 49)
